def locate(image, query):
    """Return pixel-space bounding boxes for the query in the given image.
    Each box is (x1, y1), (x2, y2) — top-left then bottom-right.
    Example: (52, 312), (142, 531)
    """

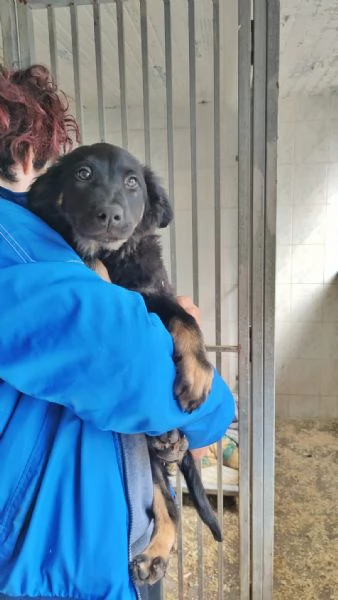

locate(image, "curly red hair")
(0, 64), (80, 182)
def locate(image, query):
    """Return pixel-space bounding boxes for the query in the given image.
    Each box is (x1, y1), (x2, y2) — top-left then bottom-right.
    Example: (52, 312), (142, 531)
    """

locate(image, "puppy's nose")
(95, 204), (124, 227)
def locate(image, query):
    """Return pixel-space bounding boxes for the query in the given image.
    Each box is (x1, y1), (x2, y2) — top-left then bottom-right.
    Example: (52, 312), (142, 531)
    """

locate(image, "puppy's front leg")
(92, 259), (112, 283)
(169, 315), (213, 413)
(142, 294), (213, 413)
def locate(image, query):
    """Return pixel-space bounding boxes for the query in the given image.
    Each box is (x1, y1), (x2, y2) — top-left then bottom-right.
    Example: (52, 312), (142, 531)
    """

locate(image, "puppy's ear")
(144, 166), (173, 229)
(27, 161), (64, 223)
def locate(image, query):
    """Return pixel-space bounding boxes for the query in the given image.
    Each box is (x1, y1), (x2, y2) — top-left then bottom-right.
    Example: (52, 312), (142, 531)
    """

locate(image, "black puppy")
(28, 143), (222, 585)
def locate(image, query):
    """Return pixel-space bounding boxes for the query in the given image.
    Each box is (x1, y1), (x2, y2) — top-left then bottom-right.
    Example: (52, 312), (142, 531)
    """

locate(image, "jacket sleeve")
(0, 259), (234, 448)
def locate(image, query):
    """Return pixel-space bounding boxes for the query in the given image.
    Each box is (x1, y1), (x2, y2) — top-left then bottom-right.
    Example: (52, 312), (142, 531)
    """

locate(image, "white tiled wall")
(276, 94), (338, 419)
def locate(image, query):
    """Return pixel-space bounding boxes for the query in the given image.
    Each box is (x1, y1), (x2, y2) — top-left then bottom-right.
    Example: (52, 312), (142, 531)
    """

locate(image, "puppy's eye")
(124, 175), (138, 189)
(76, 166), (93, 181)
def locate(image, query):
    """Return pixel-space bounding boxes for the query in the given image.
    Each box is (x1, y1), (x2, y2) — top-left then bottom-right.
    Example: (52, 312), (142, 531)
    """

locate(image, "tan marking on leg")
(93, 259), (112, 283)
(145, 483), (176, 561)
(169, 317), (214, 412)
(130, 484), (177, 585)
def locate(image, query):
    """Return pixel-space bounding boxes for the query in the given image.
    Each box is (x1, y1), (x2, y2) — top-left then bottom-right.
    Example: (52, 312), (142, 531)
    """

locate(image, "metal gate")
(0, 1), (279, 598)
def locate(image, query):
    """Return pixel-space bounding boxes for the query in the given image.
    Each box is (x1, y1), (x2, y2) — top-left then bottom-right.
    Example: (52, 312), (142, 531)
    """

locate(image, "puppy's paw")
(130, 554), (167, 586)
(148, 430), (189, 463)
(174, 351), (214, 413)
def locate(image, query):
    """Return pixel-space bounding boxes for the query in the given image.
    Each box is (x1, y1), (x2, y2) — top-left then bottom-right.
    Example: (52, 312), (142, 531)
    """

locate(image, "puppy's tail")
(178, 450), (223, 542)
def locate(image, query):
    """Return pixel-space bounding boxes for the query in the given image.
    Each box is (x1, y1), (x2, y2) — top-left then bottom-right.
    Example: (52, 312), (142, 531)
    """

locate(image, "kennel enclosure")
(0, 1), (280, 598)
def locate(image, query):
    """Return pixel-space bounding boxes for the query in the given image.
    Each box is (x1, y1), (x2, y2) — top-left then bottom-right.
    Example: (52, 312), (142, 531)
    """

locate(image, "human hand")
(176, 295), (201, 327)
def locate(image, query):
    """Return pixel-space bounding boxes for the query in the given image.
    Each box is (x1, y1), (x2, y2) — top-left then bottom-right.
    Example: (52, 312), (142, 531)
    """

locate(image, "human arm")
(0, 261), (233, 447)
(0, 207), (234, 447)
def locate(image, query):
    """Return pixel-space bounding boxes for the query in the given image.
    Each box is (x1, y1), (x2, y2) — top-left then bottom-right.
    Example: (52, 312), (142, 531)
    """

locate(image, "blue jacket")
(0, 188), (235, 599)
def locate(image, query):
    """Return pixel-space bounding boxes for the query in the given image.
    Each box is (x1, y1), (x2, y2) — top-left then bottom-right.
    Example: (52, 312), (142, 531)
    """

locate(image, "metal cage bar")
(27, 0), (117, 7)
(251, 2), (279, 599)
(69, 2), (84, 138)
(211, 2), (225, 599)
(163, 3), (181, 595)
(0, 0), (34, 69)
(251, 1), (267, 598)
(263, 2), (279, 598)
(187, 2), (204, 597)
(163, 0), (177, 292)
(116, 0), (128, 149)
(0, 0), (33, 69)
(16, 2), (36, 67)
(188, 0), (199, 307)
(47, 5), (58, 83)
(140, 0), (151, 164)
(175, 470), (184, 599)
(238, 0), (252, 597)
(0, 1), (19, 68)
(93, 0), (106, 142)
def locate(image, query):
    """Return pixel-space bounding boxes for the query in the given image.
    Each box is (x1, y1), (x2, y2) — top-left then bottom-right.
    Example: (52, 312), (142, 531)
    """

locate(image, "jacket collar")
(0, 185), (28, 207)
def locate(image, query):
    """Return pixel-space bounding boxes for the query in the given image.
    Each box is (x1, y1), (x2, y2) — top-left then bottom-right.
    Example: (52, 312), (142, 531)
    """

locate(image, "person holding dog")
(0, 64), (235, 600)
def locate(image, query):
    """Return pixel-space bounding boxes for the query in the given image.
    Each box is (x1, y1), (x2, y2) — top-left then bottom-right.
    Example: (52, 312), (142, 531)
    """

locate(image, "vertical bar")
(175, 469), (184, 599)
(28, 3), (36, 55)
(16, 2), (36, 68)
(196, 459), (204, 599)
(47, 4), (58, 84)
(251, 0), (267, 597)
(0, 0), (20, 69)
(212, 2), (223, 599)
(164, 3), (179, 592)
(116, 0), (128, 149)
(163, 0), (177, 292)
(188, 0), (199, 306)
(140, 0), (151, 164)
(70, 2), (84, 139)
(213, 0), (221, 375)
(187, 2), (204, 597)
(238, 0), (252, 597)
(263, 1), (279, 598)
(26, 5), (36, 64)
(93, 0), (106, 142)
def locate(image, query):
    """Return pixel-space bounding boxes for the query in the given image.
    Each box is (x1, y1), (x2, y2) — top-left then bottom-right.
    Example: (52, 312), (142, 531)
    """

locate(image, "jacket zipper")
(115, 433), (141, 600)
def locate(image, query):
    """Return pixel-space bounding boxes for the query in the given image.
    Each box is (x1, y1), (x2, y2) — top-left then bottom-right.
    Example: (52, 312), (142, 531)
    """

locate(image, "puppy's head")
(28, 143), (173, 257)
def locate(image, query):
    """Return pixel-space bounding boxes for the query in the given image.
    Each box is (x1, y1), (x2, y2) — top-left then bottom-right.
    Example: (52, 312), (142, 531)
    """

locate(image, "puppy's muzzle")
(73, 202), (129, 242)
(95, 203), (124, 229)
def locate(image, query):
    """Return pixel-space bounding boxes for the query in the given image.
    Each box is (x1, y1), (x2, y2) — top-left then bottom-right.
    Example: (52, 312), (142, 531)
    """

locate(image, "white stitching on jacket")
(0, 223), (35, 264)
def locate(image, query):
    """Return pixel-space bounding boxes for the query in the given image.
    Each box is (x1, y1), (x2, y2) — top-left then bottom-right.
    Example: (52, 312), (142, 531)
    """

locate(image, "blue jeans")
(139, 581), (161, 600)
